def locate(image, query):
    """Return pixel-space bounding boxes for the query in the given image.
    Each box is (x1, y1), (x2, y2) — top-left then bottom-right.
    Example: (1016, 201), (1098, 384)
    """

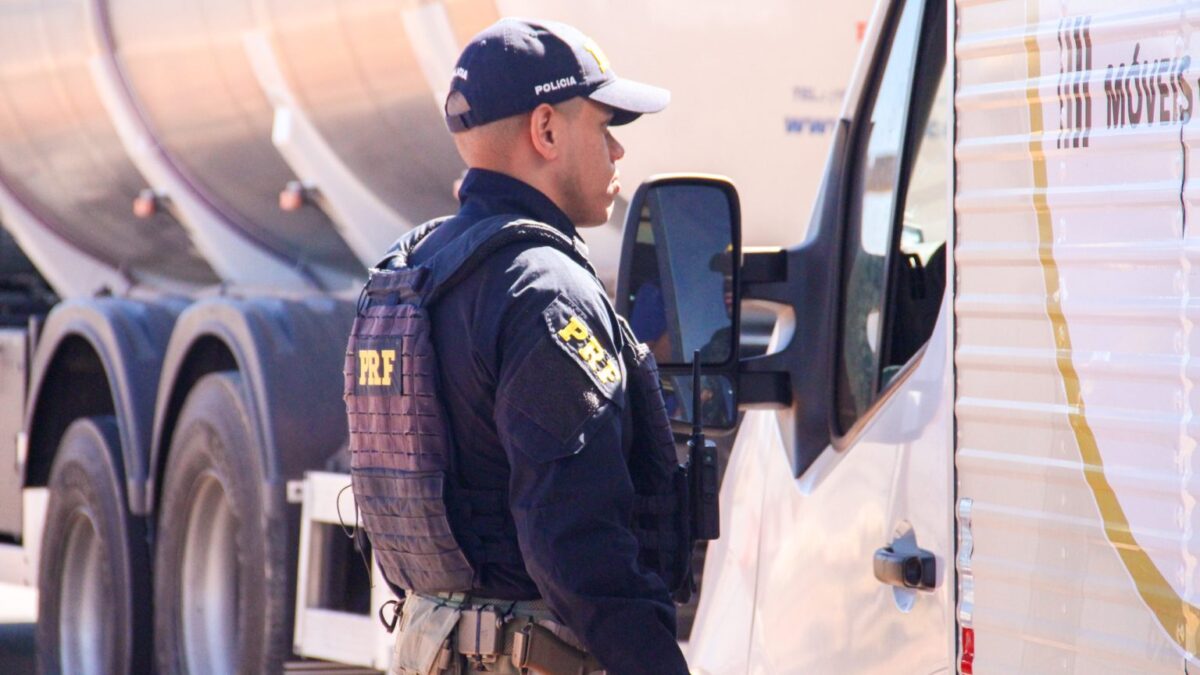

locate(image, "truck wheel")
(36, 416), (153, 675)
(153, 372), (291, 675)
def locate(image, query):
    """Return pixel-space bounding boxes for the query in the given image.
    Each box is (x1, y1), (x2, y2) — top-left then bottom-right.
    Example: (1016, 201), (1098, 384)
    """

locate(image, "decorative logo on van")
(1103, 45), (1193, 131)
(1057, 16), (1094, 148)
(1057, 16), (1199, 148)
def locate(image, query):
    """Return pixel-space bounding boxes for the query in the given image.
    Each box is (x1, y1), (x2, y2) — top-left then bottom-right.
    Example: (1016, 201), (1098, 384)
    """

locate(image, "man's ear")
(528, 103), (559, 160)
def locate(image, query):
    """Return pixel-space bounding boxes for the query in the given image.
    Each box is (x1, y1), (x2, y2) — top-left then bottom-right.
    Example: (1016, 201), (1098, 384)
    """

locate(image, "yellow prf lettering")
(358, 350), (373, 386)
(365, 350), (381, 385)
(557, 316), (590, 343)
(359, 348), (398, 387)
(577, 336), (606, 369)
(381, 350), (396, 386)
(596, 360), (620, 384)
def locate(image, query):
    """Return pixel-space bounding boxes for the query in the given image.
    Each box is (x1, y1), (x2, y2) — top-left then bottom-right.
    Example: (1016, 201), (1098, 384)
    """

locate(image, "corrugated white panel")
(955, 0), (1200, 672)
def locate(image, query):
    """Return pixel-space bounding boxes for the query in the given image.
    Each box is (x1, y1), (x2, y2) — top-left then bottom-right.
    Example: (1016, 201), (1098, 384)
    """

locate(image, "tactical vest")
(345, 215), (693, 597)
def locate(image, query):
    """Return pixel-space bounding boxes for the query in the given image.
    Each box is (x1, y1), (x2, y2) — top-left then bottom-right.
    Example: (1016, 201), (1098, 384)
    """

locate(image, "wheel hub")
(180, 472), (239, 674)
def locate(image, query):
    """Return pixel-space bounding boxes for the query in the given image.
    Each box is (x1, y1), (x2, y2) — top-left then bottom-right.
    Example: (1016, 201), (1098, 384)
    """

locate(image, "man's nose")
(609, 133), (625, 161)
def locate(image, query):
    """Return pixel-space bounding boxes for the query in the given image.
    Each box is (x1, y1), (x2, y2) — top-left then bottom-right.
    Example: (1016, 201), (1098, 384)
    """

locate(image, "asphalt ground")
(0, 584), (36, 673)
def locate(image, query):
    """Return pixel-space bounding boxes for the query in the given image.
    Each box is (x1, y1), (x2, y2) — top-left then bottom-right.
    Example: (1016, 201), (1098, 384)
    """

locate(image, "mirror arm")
(741, 247), (789, 302)
(737, 246), (799, 407)
(738, 351), (792, 407)
(739, 246), (787, 290)
(742, 247), (787, 283)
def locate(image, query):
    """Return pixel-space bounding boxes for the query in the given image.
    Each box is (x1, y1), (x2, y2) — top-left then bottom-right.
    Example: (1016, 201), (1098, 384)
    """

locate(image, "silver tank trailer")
(0, 0), (496, 297)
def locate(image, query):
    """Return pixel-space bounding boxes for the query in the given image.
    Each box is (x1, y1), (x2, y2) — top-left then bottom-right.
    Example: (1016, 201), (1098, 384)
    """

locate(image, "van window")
(882, 62), (949, 384)
(835, 0), (947, 434)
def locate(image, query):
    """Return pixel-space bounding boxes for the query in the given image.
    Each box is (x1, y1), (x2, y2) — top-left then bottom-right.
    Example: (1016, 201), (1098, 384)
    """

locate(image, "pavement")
(0, 583), (36, 673)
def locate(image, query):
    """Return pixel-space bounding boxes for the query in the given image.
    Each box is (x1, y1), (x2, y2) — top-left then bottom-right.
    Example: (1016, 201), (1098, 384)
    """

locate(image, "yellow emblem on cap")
(583, 41), (610, 74)
(557, 315), (620, 384)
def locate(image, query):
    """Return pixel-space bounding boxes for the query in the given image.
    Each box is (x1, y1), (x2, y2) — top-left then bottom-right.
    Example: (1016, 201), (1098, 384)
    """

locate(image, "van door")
(737, 0), (954, 671)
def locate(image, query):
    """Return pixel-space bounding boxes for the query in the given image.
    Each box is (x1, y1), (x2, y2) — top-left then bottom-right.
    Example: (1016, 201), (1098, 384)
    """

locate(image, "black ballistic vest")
(345, 216), (692, 596)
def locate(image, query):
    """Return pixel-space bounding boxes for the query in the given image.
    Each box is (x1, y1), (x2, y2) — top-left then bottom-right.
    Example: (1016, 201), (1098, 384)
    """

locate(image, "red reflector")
(279, 187), (303, 212)
(132, 189), (157, 219)
(279, 180), (308, 212)
(960, 626), (975, 674)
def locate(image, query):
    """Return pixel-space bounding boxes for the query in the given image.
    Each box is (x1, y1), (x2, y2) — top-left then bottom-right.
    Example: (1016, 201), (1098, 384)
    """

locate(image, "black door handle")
(873, 546), (936, 590)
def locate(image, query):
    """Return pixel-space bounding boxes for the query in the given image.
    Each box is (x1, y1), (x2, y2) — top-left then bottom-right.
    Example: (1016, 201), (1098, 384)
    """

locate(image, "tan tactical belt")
(428, 593), (605, 675)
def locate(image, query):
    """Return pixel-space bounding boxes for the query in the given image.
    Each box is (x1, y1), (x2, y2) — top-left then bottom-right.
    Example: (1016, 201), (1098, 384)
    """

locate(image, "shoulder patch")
(542, 296), (623, 396)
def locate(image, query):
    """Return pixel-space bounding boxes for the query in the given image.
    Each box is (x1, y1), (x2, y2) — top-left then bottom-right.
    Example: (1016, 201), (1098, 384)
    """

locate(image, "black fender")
(23, 298), (185, 512)
(146, 295), (355, 518)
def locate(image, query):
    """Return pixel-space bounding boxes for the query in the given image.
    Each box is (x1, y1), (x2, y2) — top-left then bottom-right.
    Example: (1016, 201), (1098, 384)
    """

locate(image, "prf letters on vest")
(358, 349), (397, 386)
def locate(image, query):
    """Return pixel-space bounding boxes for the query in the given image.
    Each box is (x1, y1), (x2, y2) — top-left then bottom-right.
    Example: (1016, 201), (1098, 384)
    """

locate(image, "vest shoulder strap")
(377, 214), (596, 307)
(372, 216), (453, 270)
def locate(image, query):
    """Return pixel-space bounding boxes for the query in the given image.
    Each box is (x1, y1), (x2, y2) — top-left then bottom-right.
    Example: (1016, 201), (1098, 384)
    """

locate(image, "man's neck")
(465, 164), (567, 222)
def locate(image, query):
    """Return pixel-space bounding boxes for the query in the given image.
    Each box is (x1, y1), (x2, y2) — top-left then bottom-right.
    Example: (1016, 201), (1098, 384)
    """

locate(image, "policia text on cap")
(343, 18), (694, 675)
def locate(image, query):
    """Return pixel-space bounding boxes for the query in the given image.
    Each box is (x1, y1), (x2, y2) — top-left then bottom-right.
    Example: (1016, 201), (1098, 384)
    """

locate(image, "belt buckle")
(511, 622), (533, 669)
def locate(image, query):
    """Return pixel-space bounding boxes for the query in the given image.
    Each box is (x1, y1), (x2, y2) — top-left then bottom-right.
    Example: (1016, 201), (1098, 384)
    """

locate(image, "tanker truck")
(0, 1), (869, 672)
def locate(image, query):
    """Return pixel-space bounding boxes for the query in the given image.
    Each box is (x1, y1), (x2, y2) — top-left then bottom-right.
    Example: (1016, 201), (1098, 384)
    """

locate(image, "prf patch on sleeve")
(543, 297), (622, 394)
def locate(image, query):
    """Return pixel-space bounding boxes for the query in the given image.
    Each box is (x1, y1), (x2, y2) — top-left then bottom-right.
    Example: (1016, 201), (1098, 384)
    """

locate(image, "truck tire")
(36, 416), (153, 675)
(153, 372), (291, 675)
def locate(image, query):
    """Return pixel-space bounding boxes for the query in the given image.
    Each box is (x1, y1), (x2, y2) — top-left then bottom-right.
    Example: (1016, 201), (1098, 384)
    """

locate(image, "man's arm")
(491, 253), (688, 675)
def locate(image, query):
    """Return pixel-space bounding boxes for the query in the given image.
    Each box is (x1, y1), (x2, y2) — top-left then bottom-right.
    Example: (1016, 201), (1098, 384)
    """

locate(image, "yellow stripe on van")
(1021, 1), (1200, 655)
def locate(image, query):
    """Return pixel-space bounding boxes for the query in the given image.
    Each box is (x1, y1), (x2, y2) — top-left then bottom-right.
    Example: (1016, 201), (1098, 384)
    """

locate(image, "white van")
(622, 0), (1200, 673)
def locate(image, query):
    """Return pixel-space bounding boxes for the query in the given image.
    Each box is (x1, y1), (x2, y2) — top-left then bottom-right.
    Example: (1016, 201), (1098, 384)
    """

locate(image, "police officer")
(371, 17), (687, 675)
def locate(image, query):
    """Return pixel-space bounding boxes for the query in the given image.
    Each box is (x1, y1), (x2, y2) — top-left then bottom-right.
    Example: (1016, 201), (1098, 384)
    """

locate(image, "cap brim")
(588, 78), (671, 126)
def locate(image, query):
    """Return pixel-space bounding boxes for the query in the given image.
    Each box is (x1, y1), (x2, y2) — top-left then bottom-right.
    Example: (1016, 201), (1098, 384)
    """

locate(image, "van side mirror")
(616, 175), (741, 430)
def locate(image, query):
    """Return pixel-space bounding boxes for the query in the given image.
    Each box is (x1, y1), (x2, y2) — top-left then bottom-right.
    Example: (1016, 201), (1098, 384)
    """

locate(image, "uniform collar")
(458, 168), (581, 243)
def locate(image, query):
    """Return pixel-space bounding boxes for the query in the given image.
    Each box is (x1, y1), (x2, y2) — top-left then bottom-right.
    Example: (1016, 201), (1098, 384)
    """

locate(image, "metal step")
(0, 542), (30, 587)
(293, 471), (393, 669)
(284, 659), (381, 674)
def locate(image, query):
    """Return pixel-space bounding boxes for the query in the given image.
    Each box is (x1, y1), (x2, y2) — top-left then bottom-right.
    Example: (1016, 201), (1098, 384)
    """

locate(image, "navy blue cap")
(445, 18), (670, 132)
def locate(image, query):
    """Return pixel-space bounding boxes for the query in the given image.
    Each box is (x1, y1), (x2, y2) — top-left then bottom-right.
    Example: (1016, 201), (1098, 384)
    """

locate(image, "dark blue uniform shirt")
(399, 168), (687, 675)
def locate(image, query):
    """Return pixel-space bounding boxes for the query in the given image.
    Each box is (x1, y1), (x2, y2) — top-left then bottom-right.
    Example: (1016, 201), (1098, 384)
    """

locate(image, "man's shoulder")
(488, 240), (604, 305)
(494, 237), (589, 274)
